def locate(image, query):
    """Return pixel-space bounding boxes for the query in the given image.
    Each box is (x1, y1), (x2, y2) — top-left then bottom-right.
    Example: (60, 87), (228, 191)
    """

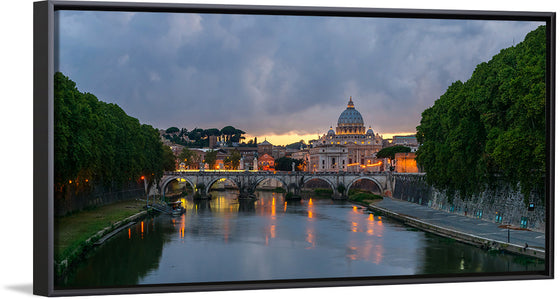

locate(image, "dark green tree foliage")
(416, 26), (546, 201)
(204, 150), (218, 169)
(376, 145), (411, 160)
(274, 157), (304, 171)
(225, 149), (242, 170)
(54, 72), (166, 189)
(166, 127), (180, 134)
(161, 145), (177, 171)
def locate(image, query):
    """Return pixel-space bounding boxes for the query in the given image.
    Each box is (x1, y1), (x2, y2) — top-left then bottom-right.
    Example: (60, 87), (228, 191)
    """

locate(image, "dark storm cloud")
(56, 11), (543, 136)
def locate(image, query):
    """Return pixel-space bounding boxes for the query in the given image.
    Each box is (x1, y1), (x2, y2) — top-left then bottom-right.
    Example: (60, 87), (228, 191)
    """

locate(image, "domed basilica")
(310, 97), (384, 172)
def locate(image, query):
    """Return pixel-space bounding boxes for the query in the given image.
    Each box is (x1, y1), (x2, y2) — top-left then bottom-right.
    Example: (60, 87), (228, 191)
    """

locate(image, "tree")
(166, 127), (180, 134)
(415, 26), (546, 201)
(274, 157), (304, 171)
(375, 145), (411, 160)
(53, 72), (167, 192)
(224, 149), (242, 170)
(204, 150), (218, 170)
(205, 128), (220, 136)
(220, 126), (237, 136)
(162, 145), (176, 171)
(179, 147), (197, 169)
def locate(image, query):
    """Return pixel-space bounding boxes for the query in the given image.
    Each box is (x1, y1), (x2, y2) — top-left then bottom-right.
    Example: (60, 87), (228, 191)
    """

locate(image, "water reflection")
(57, 190), (545, 289)
(57, 217), (169, 288)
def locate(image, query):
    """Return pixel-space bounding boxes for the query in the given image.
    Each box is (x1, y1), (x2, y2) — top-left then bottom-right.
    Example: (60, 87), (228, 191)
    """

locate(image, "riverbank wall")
(391, 174), (546, 232)
(368, 203), (545, 259)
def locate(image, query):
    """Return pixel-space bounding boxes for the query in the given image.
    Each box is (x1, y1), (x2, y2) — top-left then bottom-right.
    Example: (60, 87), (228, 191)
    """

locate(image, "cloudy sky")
(55, 10), (543, 145)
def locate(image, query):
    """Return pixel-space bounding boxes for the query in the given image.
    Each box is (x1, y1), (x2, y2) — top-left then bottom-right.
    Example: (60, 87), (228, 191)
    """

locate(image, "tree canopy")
(224, 149), (242, 170)
(166, 127), (180, 134)
(415, 26), (546, 201)
(376, 145), (411, 160)
(275, 157), (304, 171)
(54, 72), (167, 190)
(166, 125), (249, 148)
(204, 150), (218, 169)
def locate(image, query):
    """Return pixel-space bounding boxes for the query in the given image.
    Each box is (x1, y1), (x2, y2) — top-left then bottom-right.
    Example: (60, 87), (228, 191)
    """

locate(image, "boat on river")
(168, 200), (186, 216)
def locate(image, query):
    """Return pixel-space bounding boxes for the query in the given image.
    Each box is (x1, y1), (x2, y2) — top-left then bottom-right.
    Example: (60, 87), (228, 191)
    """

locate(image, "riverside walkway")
(369, 197), (546, 259)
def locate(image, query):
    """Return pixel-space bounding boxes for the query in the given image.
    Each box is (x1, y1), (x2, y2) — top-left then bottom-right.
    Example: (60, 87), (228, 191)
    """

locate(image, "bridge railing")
(164, 170), (391, 176)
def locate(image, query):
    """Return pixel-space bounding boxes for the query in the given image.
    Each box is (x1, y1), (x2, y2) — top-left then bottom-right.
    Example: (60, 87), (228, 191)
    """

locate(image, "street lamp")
(141, 176), (148, 208)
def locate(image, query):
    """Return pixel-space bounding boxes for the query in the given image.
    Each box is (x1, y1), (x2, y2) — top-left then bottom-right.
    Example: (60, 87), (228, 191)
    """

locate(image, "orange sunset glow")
(245, 131), (416, 146)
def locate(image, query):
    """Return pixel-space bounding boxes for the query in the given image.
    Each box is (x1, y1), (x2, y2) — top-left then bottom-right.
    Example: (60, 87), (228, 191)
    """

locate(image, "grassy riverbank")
(54, 199), (147, 265)
(348, 190), (383, 206)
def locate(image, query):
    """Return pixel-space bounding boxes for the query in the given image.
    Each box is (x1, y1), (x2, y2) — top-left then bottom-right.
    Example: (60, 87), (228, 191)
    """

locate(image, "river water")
(57, 190), (544, 288)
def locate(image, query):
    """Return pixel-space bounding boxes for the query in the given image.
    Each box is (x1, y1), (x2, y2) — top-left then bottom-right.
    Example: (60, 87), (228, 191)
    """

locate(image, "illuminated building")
(310, 97), (385, 172)
(258, 153), (275, 171)
(309, 144), (347, 172)
(394, 152), (419, 173)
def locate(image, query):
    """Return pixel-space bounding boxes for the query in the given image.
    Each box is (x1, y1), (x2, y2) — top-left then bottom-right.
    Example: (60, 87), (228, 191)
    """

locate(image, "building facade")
(391, 135), (419, 152)
(394, 152), (419, 173)
(310, 97), (385, 172)
(308, 144), (348, 172)
(258, 153), (275, 171)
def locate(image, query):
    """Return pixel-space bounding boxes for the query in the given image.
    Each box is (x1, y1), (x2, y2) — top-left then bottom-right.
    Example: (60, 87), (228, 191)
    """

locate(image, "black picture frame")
(33, 0), (555, 297)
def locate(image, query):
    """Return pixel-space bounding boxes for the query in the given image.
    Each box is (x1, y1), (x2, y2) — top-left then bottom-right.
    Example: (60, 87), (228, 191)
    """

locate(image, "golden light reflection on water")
(271, 197), (276, 218)
(180, 214), (186, 240)
(345, 206), (386, 264)
(306, 227), (316, 249)
(307, 198), (314, 219)
(142, 191), (386, 265)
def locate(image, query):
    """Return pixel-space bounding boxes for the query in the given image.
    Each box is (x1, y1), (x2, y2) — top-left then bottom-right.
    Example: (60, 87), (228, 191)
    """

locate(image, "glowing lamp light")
(140, 176), (145, 180)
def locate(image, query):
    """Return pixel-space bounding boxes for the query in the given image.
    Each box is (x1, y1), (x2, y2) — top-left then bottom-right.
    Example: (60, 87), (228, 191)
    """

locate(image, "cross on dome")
(347, 96), (355, 109)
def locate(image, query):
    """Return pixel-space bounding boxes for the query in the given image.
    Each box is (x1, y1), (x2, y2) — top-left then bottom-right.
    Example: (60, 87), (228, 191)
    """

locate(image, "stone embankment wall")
(55, 181), (145, 216)
(391, 174), (546, 232)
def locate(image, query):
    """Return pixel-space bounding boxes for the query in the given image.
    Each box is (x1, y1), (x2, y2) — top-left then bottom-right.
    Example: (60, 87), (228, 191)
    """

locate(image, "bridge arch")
(204, 176), (241, 195)
(345, 176), (383, 196)
(160, 175), (196, 197)
(252, 176), (289, 193)
(302, 176), (336, 194)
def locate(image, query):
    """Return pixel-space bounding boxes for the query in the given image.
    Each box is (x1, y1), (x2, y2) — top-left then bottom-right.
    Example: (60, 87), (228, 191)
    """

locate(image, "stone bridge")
(158, 170), (393, 200)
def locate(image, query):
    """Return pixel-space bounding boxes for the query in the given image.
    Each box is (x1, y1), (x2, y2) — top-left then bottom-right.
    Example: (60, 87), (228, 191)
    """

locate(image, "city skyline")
(55, 11), (543, 145)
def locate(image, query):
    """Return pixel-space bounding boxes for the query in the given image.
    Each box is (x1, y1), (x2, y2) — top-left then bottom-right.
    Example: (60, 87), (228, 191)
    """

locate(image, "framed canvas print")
(33, 0), (555, 296)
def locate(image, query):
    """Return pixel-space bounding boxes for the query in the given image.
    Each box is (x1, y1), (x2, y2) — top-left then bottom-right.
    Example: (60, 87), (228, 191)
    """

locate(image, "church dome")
(337, 97), (364, 126)
(366, 126), (374, 135)
(327, 126), (335, 136)
(336, 97), (366, 135)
